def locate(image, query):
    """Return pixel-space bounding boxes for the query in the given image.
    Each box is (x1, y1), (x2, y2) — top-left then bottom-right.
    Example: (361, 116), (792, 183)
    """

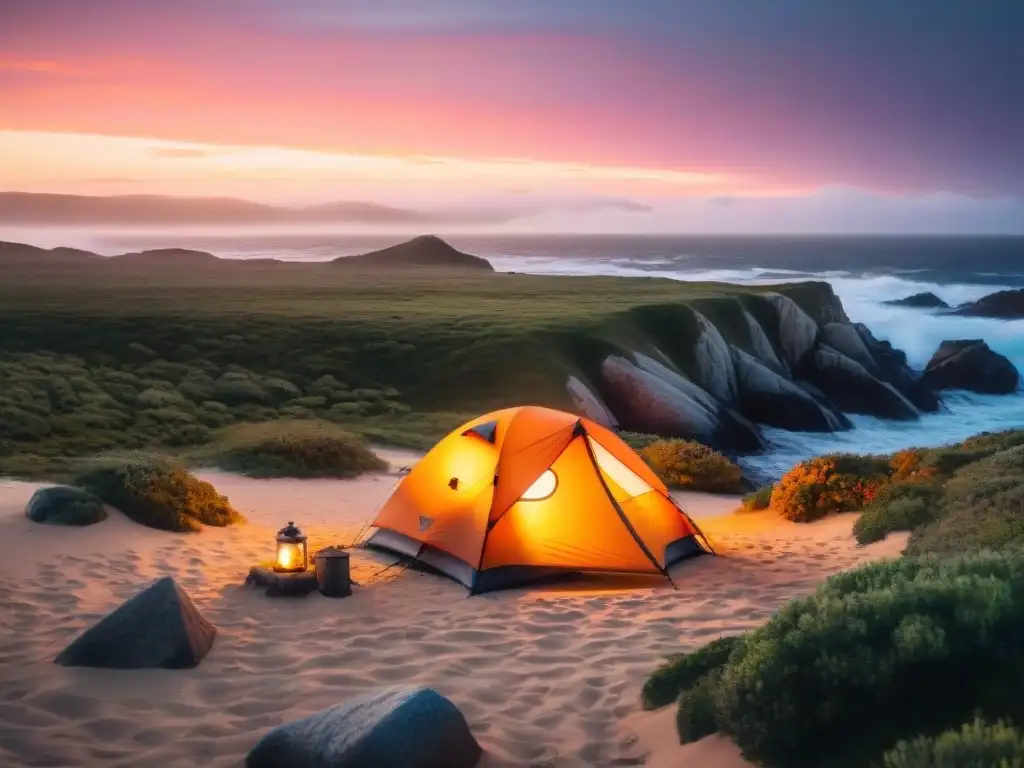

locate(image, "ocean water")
(20, 230), (1024, 476)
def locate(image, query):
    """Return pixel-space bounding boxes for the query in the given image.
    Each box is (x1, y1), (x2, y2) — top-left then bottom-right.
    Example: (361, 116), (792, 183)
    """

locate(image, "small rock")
(924, 340), (1020, 394)
(55, 576), (215, 669)
(245, 686), (481, 768)
(25, 486), (107, 526)
(883, 292), (950, 309)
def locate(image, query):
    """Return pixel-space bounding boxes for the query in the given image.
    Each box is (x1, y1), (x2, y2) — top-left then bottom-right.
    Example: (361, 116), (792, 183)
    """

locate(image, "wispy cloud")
(150, 148), (211, 159)
(0, 57), (85, 77)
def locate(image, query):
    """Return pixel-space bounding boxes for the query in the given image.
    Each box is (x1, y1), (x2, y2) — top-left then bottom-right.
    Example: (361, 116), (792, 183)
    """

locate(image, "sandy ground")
(0, 453), (908, 768)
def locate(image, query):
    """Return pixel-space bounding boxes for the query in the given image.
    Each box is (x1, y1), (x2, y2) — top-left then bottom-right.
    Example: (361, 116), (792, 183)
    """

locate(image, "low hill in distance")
(0, 235), (494, 271)
(334, 235), (495, 271)
(0, 241), (103, 265)
(110, 248), (222, 265)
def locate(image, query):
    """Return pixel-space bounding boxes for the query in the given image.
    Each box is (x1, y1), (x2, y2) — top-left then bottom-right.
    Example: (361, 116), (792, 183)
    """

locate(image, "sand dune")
(0, 464), (906, 768)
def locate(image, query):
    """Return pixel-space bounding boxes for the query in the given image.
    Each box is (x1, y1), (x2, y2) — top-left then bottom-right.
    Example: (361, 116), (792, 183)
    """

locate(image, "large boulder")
(883, 292), (950, 309)
(25, 486), (107, 526)
(55, 576), (215, 669)
(565, 375), (617, 429)
(954, 288), (1024, 318)
(730, 346), (849, 432)
(923, 340), (1020, 394)
(630, 352), (763, 451)
(821, 323), (878, 374)
(692, 312), (738, 403)
(600, 355), (762, 452)
(853, 323), (942, 412)
(764, 294), (819, 370)
(633, 352), (719, 412)
(805, 345), (920, 421)
(245, 686), (481, 768)
(742, 309), (788, 377)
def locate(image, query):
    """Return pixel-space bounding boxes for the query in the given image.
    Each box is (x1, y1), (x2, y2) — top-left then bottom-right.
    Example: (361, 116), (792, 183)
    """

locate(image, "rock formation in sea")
(565, 281), (1011, 453)
(953, 288), (1024, 319)
(924, 340), (1020, 394)
(883, 292), (950, 309)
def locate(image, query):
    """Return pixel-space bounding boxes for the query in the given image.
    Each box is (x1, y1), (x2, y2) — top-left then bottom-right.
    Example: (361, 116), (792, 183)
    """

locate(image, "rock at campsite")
(25, 486), (107, 526)
(55, 576), (216, 669)
(924, 340), (1020, 394)
(245, 686), (482, 768)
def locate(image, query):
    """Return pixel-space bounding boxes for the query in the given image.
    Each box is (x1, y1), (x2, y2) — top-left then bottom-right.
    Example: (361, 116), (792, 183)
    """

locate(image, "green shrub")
(710, 553), (1024, 767)
(642, 635), (741, 710)
(853, 483), (943, 545)
(197, 420), (388, 479)
(292, 396), (327, 409)
(178, 371), (216, 401)
(903, 446), (1024, 557)
(882, 718), (1024, 768)
(127, 342), (157, 359)
(0, 406), (52, 440)
(676, 670), (722, 744)
(263, 377), (301, 400)
(741, 485), (773, 511)
(639, 440), (744, 493)
(74, 455), (242, 532)
(137, 388), (189, 408)
(212, 372), (269, 404)
(907, 484), (1024, 558)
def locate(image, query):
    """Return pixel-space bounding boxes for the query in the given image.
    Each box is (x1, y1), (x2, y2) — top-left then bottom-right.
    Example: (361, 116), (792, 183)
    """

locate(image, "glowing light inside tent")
(520, 470), (558, 501)
(588, 438), (653, 498)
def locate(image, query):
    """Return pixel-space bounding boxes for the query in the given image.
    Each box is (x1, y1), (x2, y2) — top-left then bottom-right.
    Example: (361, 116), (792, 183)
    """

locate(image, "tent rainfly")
(365, 406), (713, 593)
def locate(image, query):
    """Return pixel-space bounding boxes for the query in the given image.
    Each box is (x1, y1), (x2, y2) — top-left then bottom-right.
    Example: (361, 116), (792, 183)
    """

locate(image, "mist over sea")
(14, 230), (1024, 476)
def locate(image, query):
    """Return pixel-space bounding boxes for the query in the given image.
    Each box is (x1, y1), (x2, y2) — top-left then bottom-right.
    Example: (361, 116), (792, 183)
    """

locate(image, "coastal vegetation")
(645, 429), (1024, 765)
(6, 236), (1015, 480)
(193, 420), (388, 479)
(638, 439), (745, 493)
(0, 244), (838, 476)
(73, 455), (243, 532)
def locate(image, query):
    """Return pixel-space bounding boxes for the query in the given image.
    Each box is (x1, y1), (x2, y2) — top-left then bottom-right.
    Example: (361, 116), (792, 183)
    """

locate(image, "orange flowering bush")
(770, 455), (886, 522)
(889, 448), (935, 483)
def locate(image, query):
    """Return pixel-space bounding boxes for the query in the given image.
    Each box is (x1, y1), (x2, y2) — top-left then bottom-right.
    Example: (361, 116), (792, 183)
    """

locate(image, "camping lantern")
(274, 521), (308, 573)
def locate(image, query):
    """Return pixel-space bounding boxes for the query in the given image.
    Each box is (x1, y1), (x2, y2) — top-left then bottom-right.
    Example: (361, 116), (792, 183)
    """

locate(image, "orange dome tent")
(365, 406), (713, 593)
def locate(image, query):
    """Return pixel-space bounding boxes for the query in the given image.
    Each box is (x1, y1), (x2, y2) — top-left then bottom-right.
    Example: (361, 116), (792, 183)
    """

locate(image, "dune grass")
(194, 420), (388, 478)
(0, 258), (837, 478)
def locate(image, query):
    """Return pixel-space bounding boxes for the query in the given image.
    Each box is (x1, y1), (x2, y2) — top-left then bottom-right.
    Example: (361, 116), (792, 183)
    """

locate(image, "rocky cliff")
(564, 282), (951, 454)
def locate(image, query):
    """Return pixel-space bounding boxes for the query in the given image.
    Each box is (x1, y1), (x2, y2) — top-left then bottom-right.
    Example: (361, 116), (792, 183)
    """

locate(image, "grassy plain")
(0, 258), (813, 476)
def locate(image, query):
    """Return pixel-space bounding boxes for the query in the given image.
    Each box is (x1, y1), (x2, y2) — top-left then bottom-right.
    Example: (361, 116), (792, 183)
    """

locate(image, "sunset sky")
(2, 0), (1022, 232)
